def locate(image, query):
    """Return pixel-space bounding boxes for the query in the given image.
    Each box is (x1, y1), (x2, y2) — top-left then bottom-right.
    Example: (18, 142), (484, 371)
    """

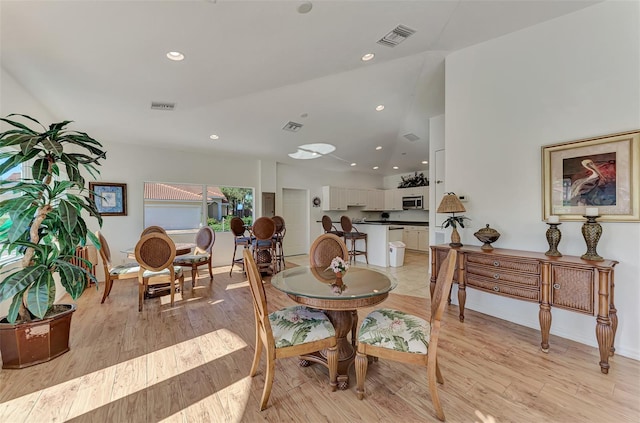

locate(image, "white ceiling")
(0, 0), (599, 176)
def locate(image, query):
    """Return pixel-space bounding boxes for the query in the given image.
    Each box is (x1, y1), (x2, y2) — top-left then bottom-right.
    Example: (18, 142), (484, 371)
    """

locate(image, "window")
(143, 182), (254, 233)
(0, 160), (23, 262)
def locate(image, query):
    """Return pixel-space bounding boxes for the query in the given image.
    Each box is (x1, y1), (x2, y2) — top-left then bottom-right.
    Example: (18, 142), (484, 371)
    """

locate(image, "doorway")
(282, 188), (308, 256)
(262, 192), (275, 217)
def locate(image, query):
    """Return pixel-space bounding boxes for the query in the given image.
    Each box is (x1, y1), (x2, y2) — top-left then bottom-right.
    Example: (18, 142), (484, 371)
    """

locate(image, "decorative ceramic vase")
(581, 216), (603, 261)
(335, 272), (344, 286)
(545, 223), (562, 257)
(474, 224), (501, 251)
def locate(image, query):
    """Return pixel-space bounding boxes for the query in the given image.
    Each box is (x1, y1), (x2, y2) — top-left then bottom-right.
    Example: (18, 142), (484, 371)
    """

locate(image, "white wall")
(444, 1), (640, 359)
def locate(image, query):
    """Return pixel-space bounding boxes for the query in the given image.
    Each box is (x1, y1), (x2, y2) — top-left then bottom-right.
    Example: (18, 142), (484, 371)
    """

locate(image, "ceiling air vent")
(377, 25), (416, 47)
(403, 133), (420, 142)
(150, 102), (176, 111)
(282, 121), (303, 132)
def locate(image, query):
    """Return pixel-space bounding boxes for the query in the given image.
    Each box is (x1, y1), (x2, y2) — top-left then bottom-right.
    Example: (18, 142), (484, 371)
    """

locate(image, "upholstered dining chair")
(340, 215), (368, 265)
(229, 216), (251, 276)
(321, 215), (343, 237)
(244, 250), (338, 410)
(309, 233), (349, 268)
(140, 225), (167, 237)
(95, 231), (139, 304)
(271, 215), (286, 272)
(173, 226), (215, 287)
(251, 216), (277, 275)
(354, 249), (457, 421)
(135, 232), (185, 312)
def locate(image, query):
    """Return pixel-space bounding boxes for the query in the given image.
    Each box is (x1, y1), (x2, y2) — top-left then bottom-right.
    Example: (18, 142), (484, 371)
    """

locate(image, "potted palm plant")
(0, 114), (105, 368)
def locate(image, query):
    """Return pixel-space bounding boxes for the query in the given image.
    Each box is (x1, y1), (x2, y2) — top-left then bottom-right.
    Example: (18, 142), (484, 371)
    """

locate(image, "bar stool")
(229, 217), (251, 276)
(272, 216), (286, 272)
(252, 217), (277, 275)
(340, 215), (368, 265)
(322, 215), (343, 237)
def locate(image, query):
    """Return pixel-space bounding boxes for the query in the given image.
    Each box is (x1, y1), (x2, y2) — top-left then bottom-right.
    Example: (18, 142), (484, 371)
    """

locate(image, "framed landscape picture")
(89, 182), (127, 216)
(542, 130), (639, 222)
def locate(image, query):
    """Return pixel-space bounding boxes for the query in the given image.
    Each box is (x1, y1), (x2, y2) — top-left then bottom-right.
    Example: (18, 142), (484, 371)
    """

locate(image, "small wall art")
(89, 182), (127, 216)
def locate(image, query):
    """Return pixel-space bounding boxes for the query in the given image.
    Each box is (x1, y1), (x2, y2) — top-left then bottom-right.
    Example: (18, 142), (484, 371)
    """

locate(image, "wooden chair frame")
(229, 216), (251, 276)
(354, 249), (457, 421)
(174, 226), (215, 287)
(340, 215), (368, 265)
(309, 233), (349, 268)
(95, 230), (138, 304)
(244, 250), (338, 410)
(140, 225), (167, 237)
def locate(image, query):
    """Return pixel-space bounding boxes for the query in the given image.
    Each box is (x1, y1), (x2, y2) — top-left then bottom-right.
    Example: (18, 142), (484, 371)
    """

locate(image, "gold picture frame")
(542, 130), (639, 222)
(89, 182), (127, 216)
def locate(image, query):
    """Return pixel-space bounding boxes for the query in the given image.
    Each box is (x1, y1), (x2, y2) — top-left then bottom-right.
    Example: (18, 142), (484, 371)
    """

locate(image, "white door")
(282, 188), (308, 256)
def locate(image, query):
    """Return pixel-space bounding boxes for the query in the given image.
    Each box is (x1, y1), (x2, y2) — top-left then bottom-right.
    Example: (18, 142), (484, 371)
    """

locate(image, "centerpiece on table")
(327, 256), (349, 294)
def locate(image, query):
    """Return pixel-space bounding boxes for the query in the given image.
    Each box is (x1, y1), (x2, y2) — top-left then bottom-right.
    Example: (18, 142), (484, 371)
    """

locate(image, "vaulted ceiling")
(0, 0), (599, 175)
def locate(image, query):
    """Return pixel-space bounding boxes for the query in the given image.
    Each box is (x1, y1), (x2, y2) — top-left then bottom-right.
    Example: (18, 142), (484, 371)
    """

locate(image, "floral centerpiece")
(327, 256), (349, 294)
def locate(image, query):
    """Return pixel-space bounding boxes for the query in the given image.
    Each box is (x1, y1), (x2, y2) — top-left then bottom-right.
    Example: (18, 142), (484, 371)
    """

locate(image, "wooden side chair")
(272, 215), (286, 272)
(174, 226), (215, 287)
(354, 249), (457, 421)
(135, 232), (185, 312)
(140, 225), (167, 237)
(95, 231), (139, 303)
(321, 215), (343, 237)
(251, 216), (277, 275)
(229, 216), (251, 276)
(309, 233), (349, 268)
(244, 250), (338, 410)
(340, 215), (368, 265)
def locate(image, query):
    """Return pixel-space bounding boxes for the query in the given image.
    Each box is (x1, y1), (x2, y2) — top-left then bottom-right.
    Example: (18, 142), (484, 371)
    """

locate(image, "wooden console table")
(430, 244), (618, 374)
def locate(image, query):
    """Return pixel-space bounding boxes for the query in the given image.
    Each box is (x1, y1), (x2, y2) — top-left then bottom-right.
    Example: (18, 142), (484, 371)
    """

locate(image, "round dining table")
(270, 266), (396, 389)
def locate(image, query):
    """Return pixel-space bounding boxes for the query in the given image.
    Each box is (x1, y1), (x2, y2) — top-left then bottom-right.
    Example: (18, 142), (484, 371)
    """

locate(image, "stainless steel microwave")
(402, 195), (423, 210)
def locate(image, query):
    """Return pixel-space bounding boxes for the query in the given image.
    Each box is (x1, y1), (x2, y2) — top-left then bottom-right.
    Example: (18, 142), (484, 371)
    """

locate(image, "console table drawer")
(466, 254), (539, 274)
(467, 275), (540, 302)
(467, 264), (540, 288)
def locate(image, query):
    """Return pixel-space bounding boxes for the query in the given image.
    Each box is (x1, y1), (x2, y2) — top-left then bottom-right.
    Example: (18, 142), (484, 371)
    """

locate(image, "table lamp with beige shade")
(437, 192), (468, 247)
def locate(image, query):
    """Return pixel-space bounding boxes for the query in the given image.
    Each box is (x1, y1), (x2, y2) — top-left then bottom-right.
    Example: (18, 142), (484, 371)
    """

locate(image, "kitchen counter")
(354, 220), (428, 226)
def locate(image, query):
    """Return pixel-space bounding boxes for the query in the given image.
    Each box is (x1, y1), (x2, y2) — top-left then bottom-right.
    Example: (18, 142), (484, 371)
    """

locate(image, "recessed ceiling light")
(422, 160), (428, 164)
(166, 51), (185, 61)
(298, 1), (313, 14)
(209, 134), (219, 140)
(361, 53), (375, 61)
(350, 163), (356, 167)
(375, 146), (382, 150)
(375, 105), (385, 111)
(393, 166), (399, 170)
(373, 166), (379, 170)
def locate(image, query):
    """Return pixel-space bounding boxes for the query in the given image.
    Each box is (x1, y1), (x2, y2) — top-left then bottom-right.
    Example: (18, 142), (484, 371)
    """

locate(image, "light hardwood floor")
(1, 251), (638, 422)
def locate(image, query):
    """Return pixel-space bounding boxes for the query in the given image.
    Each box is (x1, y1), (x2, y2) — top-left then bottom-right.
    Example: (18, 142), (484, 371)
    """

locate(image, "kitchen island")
(320, 220), (428, 267)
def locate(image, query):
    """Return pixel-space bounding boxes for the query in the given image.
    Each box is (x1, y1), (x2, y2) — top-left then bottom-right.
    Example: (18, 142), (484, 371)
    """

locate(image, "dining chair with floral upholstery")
(140, 225), (167, 237)
(96, 231), (140, 304)
(309, 233), (349, 268)
(135, 232), (185, 312)
(354, 249), (457, 421)
(173, 226), (215, 287)
(244, 249), (338, 410)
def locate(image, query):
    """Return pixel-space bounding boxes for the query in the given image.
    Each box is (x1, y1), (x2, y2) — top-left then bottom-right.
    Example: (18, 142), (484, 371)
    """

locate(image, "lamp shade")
(437, 193), (466, 214)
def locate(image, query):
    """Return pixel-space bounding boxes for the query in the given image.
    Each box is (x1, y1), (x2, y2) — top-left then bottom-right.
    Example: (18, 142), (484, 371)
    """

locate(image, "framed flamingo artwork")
(542, 130), (639, 222)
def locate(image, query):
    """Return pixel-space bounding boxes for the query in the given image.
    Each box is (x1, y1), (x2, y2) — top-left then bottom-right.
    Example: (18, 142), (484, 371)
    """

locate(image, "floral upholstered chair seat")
(269, 306), (336, 348)
(109, 262), (140, 276)
(174, 254), (209, 265)
(357, 308), (430, 354)
(142, 266), (183, 278)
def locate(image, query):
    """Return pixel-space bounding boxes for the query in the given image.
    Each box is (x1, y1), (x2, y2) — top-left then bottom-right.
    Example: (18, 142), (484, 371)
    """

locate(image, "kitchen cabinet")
(322, 186), (347, 211)
(384, 189), (403, 211)
(403, 225), (429, 251)
(364, 190), (384, 211)
(346, 188), (368, 206)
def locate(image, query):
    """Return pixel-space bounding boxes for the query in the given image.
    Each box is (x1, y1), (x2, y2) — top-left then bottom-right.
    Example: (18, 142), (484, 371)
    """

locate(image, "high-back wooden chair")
(309, 233), (349, 268)
(244, 249), (338, 410)
(354, 249), (457, 421)
(340, 215), (368, 265)
(140, 225), (167, 237)
(174, 226), (215, 287)
(95, 231), (139, 303)
(272, 215), (286, 272)
(251, 216), (276, 275)
(135, 232), (185, 312)
(321, 215), (343, 237)
(229, 216), (251, 276)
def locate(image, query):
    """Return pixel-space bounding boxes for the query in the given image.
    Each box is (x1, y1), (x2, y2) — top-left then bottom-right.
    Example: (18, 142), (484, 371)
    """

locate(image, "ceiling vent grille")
(403, 133), (420, 142)
(151, 102), (176, 111)
(377, 25), (416, 47)
(282, 121), (303, 132)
